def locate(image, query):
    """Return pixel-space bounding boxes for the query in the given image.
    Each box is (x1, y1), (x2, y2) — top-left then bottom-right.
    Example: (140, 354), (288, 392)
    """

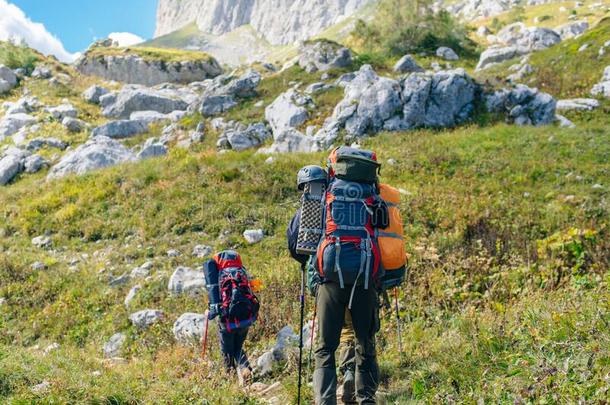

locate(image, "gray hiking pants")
(313, 281), (380, 405)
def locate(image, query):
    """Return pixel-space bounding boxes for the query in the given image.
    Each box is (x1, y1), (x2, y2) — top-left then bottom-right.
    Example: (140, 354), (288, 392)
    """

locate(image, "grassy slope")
(476, 17), (610, 98)
(84, 46), (215, 63)
(1, 115), (609, 402)
(472, 0), (610, 31)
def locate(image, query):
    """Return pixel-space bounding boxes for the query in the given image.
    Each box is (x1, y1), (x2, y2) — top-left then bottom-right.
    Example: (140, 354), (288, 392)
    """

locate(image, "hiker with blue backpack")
(203, 250), (260, 385)
(288, 147), (407, 405)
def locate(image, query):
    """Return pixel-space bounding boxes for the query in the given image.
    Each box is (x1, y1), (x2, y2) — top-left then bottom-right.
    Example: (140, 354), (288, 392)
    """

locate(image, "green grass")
(0, 41), (41, 73)
(85, 46), (216, 64)
(477, 17), (610, 98)
(0, 110), (608, 402)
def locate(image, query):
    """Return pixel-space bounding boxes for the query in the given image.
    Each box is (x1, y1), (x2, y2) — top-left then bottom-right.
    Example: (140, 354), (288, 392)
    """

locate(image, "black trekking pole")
(297, 262), (306, 405)
(394, 288), (403, 354)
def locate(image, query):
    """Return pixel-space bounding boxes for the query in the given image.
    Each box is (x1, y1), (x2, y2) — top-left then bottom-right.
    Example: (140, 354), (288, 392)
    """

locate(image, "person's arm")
(287, 209), (308, 265)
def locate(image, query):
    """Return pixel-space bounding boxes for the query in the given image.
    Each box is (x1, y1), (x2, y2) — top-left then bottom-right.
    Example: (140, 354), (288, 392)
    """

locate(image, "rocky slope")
(155, 0), (374, 45)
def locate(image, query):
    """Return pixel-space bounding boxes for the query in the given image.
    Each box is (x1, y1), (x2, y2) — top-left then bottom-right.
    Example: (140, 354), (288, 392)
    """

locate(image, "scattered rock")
(260, 128), (317, 154)
(83, 85), (110, 104)
(44, 343), (60, 355)
(137, 138), (167, 159)
(92, 120), (148, 139)
(192, 244), (213, 258)
(298, 40), (352, 73)
(47, 136), (136, 180)
(221, 122), (272, 151)
(476, 46), (528, 71)
(168, 266), (205, 295)
(31, 65), (52, 79)
(304, 82), (333, 94)
(173, 313), (207, 345)
(31, 380), (51, 395)
(167, 249), (181, 257)
(243, 229), (265, 244)
(62, 117), (87, 133)
(103, 333), (126, 358)
(31, 261), (47, 271)
(556, 98), (600, 111)
(129, 309), (164, 329)
(265, 89), (309, 134)
(23, 154), (47, 173)
(591, 66), (610, 98)
(32, 235), (52, 249)
(46, 103), (78, 121)
(401, 68), (477, 129)
(0, 154), (23, 185)
(555, 114), (575, 128)
(393, 54), (424, 73)
(0, 113), (36, 139)
(485, 84), (557, 126)
(199, 95), (238, 117)
(124, 285), (141, 307)
(26, 137), (67, 151)
(436, 47), (459, 61)
(109, 273), (130, 287)
(555, 21), (589, 40)
(0, 65), (18, 95)
(102, 86), (189, 119)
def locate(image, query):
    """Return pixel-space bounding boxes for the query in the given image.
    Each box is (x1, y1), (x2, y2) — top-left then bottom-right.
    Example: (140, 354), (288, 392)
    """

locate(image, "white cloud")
(108, 32), (144, 47)
(0, 0), (77, 63)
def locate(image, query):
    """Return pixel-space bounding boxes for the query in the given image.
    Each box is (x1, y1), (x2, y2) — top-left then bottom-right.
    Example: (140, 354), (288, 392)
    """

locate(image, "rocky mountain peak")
(155, 0), (375, 45)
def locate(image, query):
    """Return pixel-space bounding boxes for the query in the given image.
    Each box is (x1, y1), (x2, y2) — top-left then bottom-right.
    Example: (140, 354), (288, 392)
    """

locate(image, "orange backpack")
(377, 184), (407, 288)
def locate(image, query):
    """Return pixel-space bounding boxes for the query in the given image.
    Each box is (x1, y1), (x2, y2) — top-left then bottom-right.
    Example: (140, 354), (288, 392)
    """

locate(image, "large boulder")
(92, 120), (148, 139)
(476, 46), (529, 71)
(555, 21), (589, 40)
(47, 136), (136, 180)
(129, 309), (164, 329)
(0, 65), (18, 95)
(328, 65), (403, 138)
(497, 23), (561, 51)
(83, 85), (109, 104)
(102, 86), (189, 119)
(173, 313), (207, 345)
(0, 65), (18, 87)
(591, 66), (610, 98)
(436, 47), (459, 61)
(45, 103), (78, 121)
(485, 84), (557, 126)
(0, 154), (23, 186)
(265, 89), (310, 134)
(26, 137), (67, 151)
(261, 129), (318, 154)
(75, 53), (223, 86)
(401, 69), (477, 129)
(298, 40), (352, 73)
(393, 55), (424, 73)
(220, 122), (272, 151)
(137, 138), (167, 159)
(213, 69), (262, 98)
(168, 266), (205, 295)
(199, 95), (237, 117)
(0, 113), (36, 139)
(260, 128), (317, 154)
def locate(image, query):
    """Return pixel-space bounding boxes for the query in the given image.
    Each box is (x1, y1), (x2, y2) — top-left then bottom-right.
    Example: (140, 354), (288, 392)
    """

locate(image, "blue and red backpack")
(203, 250), (260, 331)
(315, 147), (386, 305)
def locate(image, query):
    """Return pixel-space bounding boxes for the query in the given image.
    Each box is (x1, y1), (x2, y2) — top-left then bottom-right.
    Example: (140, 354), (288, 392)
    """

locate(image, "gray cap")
(297, 165), (327, 190)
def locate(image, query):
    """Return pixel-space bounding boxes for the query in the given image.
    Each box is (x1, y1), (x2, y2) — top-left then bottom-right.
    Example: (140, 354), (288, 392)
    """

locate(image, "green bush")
(0, 40), (39, 73)
(351, 0), (477, 59)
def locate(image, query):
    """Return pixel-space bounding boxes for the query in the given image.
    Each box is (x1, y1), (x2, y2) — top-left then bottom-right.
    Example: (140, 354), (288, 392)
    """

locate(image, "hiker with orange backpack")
(203, 250), (260, 385)
(288, 147), (407, 404)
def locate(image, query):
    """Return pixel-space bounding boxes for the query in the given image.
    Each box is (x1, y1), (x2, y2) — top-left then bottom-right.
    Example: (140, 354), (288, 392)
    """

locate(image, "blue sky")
(9, 0), (158, 53)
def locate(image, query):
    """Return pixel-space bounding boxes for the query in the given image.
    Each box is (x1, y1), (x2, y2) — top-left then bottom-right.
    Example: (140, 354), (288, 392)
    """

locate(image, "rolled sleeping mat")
(203, 259), (221, 318)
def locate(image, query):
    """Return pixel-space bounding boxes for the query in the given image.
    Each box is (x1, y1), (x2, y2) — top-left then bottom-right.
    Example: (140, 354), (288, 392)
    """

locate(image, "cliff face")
(155, 0), (374, 45)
